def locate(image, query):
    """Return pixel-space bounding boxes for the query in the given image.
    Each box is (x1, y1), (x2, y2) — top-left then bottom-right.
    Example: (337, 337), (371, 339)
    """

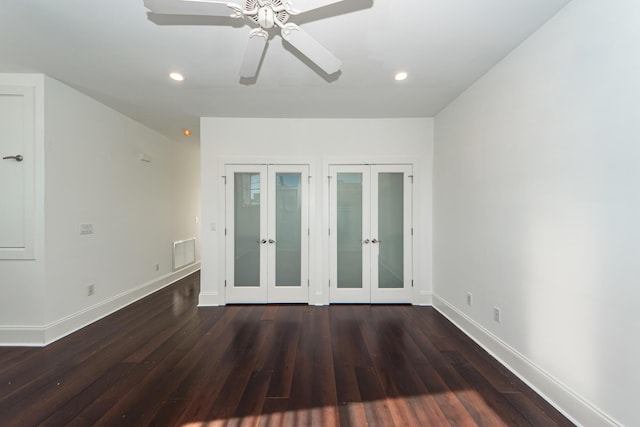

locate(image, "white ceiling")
(0, 0), (570, 141)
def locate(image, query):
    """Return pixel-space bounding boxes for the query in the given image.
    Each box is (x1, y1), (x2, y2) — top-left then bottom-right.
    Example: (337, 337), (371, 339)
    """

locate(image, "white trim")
(413, 290), (433, 306)
(0, 263), (200, 347)
(0, 326), (46, 347)
(197, 292), (224, 306)
(433, 294), (621, 427)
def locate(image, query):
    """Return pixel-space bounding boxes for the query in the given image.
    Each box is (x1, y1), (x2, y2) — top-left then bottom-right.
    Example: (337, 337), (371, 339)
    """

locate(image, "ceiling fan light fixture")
(182, 129), (192, 136)
(144, 0), (348, 79)
(394, 71), (408, 81)
(169, 72), (184, 81)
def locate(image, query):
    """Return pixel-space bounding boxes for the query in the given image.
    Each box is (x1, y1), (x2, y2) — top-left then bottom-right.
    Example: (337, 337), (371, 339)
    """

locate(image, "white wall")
(434, 1), (639, 425)
(42, 76), (201, 341)
(0, 74), (46, 343)
(1, 74), (201, 345)
(200, 118), (433, 306)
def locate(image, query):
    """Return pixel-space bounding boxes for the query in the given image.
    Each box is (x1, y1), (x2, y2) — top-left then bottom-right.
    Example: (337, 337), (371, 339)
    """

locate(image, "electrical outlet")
(80, 223), (93, 235)
(87, 284), (95, 296)
(467, 292), (473, 306)
(493, 307), (501, 323)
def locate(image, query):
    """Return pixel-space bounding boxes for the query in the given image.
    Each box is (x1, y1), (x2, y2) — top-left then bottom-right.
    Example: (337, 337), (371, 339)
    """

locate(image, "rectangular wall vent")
(173, 238), (196, 271)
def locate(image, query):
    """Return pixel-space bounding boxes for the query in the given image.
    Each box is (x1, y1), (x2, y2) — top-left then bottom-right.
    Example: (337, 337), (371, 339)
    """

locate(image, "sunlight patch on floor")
(179, 390), (504, 427)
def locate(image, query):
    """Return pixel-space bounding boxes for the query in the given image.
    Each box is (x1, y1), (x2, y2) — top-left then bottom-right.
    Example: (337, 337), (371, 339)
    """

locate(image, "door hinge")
(328, 228), (331, 236)
(411, 227), (413, 236)
(412, 280), (414, 288)
(408, 174), (414, 184)
(225, 228), (227, 236)
(329, 280), (331, 288)
(225, 280), (227, 288)
(308, 280), (310, 287)
(308, 228), (310, 236)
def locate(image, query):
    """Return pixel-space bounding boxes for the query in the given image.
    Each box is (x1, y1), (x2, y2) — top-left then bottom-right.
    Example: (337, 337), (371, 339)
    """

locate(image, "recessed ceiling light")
(394, 72), (408, 81)
(182, 129), (192, 137)
(169, 72), (184, 82)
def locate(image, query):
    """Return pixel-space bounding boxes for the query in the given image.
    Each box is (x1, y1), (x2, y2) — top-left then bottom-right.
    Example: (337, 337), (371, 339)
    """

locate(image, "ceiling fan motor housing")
(246, 0), (289, 29)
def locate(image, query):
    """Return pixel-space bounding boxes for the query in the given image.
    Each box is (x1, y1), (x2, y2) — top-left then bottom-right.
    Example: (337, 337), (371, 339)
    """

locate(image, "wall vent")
(173, 238), (196, 271)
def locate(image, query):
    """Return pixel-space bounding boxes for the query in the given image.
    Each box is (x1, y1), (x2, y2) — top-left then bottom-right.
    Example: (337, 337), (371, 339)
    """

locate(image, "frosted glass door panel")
(267, 165), (309, 302)
(234, 172), (261, 286)
(226, 164), (268, 303)
(336, 173), (363, 289)
(330, 165), (371, 303)
(377, 173), (404, 289)
(275, 173), (301, 286)
(370, 164), (413, 303)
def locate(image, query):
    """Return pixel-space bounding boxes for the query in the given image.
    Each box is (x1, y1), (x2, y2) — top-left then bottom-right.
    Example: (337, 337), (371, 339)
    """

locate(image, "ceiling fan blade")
(281, 24), (341, 74)
(239, 29), (268, 78)
(286, 0), (347, 14)
(143, 0), (242, 17)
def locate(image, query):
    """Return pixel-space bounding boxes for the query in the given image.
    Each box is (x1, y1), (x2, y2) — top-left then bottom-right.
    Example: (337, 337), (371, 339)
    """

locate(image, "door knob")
(372, 239), (382, 244)
(2, 154), (23, 162)
(363, 239), (370, 244)
(268, 239), (276, 244)
(257, 239), (267, 244)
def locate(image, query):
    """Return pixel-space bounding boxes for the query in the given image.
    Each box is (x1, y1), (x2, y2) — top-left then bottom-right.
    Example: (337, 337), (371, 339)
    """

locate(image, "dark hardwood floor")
(0, 272), (574, 426)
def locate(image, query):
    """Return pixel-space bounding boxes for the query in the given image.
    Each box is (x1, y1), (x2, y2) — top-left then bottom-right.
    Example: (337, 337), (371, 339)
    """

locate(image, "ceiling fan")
(144, 0), (349, 78)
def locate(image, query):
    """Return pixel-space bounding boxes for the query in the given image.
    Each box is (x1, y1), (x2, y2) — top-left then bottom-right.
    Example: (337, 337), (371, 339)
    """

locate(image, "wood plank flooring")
(0, 272), (574, 426)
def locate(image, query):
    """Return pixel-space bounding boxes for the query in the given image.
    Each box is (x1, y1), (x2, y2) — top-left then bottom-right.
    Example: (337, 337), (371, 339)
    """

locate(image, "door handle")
(372, 239), (382, 244)
(2, 154), (23, 162)
(268, 239), (276, 244)
(363, 239), (370, 244)
(257, 239), (267, 244)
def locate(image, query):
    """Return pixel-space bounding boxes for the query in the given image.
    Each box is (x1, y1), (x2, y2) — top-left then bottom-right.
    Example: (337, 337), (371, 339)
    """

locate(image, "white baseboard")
(433, 294), (620, 427)
(198, 291), (224, 306)
(0, 326), (47, 347)
(413, 290), (433, 306)
(0, 263), (200, 347)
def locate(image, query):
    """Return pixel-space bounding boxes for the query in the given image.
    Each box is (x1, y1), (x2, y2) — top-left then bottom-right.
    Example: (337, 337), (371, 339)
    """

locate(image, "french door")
(329, 164), (412, 303)
(225, 164), (309, 303)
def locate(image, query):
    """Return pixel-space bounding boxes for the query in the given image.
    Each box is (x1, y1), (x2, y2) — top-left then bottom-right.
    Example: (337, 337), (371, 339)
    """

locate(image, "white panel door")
(0, 86), (34, 259)
(329, 165), (371, 302)
(330, 164), (412, 303)
(370, 164), (413, 303)
(225, 164), (309, 303)
(266, 165), (309, 303)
